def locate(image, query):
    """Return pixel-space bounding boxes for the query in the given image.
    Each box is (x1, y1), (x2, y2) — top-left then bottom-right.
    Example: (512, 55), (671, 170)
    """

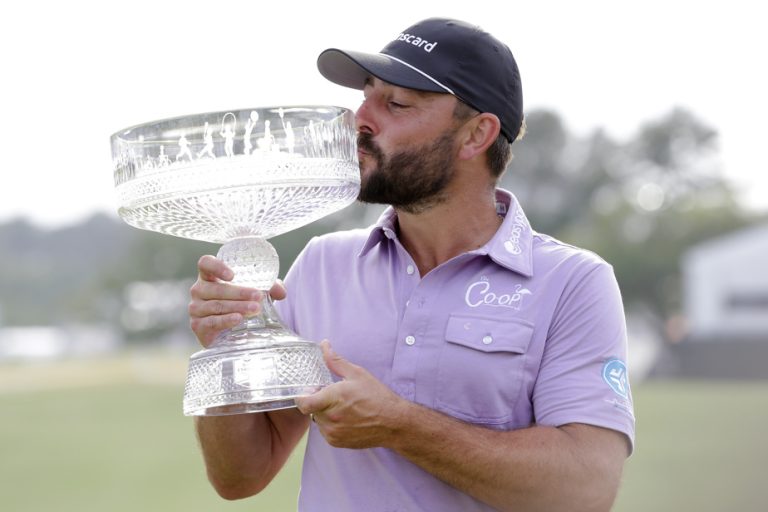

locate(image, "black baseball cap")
(317, 17), (524, 143)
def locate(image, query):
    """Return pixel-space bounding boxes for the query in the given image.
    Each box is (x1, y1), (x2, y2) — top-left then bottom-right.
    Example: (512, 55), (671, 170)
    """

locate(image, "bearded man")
(189, 17), (635, 512)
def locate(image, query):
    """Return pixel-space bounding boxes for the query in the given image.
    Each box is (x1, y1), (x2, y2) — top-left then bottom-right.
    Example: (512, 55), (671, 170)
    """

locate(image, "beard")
(356, 129), (458, 214)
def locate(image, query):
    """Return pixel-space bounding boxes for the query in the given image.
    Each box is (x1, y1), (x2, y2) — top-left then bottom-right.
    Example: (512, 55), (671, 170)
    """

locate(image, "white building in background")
(683, 223), (768, 341)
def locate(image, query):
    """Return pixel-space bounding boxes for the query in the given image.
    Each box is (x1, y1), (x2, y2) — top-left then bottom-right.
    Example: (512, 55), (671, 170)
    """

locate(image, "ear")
(457, 113), (501, 161)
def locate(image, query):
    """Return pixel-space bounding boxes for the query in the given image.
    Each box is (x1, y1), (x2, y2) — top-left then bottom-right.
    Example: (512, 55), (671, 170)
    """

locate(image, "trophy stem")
(182, 237), (333, 417)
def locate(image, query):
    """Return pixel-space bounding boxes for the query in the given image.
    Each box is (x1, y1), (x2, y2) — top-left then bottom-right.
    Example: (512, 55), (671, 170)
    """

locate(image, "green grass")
(0, 380), (304, 511)
(1, 360), (767, 511)
(614, 380), (768, 512)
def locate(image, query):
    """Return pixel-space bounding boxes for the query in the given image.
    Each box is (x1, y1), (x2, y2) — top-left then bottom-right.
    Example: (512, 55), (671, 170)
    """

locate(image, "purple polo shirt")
(275, 189), (635, 511)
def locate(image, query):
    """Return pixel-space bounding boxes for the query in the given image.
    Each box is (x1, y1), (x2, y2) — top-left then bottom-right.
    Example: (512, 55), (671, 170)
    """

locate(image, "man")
(189, 17), (635, 512)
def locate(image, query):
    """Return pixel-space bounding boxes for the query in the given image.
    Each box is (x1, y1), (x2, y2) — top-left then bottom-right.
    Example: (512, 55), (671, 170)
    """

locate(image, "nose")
(355, 98), (376, 135)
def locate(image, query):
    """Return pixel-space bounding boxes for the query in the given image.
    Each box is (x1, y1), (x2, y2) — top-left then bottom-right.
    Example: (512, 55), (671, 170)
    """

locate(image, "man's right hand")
(188, 255), (286, 347)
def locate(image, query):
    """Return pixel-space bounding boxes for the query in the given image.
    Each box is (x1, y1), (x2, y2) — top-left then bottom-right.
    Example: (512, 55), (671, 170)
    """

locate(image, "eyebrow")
(363, 76), (441, 99)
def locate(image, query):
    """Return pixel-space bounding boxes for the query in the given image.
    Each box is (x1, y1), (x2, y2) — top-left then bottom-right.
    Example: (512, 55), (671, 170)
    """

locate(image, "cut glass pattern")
(111, 106), (358, 416)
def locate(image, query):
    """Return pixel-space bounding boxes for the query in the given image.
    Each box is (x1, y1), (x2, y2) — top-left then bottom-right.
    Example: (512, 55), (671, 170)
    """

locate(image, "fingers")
(192, 255), (263, 303)
(196, 255), (283, 302)
(197, 254), (233, 282)
(189, 312), (244, 347)
(188, 297), (261, 318)
(294, 387), (331, 415)
(189, 255), (290, 348)
(295, 342), (361, 415)
(190, 255), (260, 347)
(270, 279), (287, 301)
(321, 341), (362, 380)
(191, 279), (262, 302)
(188, 284), (260, 347)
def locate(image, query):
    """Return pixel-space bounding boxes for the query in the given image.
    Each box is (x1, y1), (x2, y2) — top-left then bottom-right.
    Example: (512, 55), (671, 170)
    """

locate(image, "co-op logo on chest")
(465, 276), (532, 310)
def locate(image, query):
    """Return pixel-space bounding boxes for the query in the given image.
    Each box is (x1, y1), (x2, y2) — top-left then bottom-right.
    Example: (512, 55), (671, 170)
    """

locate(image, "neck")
(395, 186), (501, 276)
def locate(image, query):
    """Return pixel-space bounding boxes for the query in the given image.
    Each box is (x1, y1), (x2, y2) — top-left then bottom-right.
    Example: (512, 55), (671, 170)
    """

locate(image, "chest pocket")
(435, 314), (534, 427)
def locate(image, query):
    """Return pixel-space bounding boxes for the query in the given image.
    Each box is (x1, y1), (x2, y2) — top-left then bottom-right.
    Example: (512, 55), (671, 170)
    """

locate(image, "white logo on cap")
(395, 32), (438, 53)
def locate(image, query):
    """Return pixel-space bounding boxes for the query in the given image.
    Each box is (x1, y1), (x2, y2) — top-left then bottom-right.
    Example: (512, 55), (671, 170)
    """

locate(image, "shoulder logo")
(602, 359), (630, 399)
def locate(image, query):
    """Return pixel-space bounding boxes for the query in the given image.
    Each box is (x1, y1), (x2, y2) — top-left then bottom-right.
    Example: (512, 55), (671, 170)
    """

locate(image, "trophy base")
(183, 322), (333, 416)
(184, 387), (321, 417)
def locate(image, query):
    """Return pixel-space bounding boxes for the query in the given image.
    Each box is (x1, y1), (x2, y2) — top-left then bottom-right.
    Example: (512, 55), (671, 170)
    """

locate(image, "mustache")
(357, 133), (382, 157)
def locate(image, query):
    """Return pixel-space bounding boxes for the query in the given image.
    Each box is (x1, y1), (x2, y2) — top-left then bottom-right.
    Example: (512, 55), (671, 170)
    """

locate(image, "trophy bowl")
(111, 106), (360, 416)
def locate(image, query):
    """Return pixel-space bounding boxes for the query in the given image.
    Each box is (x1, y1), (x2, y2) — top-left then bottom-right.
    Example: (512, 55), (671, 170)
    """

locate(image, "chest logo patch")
(464, 276), (532, 310)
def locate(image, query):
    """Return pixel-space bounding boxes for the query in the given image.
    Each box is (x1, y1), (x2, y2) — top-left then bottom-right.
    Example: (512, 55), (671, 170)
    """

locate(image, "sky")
(1, 0), (765, 228)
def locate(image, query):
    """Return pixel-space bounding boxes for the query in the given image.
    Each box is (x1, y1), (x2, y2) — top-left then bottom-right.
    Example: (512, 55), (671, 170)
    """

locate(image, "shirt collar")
(358, 188), (534, 277)
(484, 189), (534, 277)
(358, 207), (398, 256)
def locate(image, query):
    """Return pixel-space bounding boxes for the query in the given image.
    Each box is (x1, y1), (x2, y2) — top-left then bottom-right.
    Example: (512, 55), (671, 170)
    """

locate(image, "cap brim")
(317, 48), (448, 94)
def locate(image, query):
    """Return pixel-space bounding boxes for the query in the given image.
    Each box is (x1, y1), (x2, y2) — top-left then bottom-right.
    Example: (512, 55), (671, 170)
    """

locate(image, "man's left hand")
(294, 341), (407, 449)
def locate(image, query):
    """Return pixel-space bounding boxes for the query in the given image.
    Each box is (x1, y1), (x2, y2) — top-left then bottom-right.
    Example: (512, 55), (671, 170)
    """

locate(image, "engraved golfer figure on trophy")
(111, 106), (360, 416)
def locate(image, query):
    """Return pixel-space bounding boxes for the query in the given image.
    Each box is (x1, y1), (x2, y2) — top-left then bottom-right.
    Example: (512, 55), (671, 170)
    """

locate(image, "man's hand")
(294, 341), (408, 449)
(188, 255), (286, 347)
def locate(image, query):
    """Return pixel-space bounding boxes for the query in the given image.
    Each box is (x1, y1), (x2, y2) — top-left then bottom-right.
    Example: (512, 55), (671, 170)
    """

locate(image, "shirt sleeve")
(531, 259), (636, 452)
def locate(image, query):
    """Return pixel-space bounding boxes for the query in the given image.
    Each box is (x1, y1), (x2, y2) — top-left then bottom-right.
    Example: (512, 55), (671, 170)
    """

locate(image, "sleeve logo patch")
(602, 359), (630, 399)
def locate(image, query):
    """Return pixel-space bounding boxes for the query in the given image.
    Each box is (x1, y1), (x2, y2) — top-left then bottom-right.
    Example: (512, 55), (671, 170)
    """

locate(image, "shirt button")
(406, 264), (415, 275)
(384, 230), (395, 240)
(405, 335), (416, 346)
(482, 335), (493, 345)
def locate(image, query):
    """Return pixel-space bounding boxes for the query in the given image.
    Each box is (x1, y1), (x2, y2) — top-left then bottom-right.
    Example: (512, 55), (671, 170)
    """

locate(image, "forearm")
(195, 409), (308, 500)
(386, 402), (626, 512)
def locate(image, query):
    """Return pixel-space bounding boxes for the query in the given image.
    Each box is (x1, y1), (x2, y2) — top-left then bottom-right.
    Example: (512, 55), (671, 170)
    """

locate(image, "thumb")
(321, 340), (359, 379)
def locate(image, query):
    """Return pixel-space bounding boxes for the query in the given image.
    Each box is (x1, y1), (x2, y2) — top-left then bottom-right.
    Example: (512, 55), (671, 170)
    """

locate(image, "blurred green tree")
(501, 108), (757, 320)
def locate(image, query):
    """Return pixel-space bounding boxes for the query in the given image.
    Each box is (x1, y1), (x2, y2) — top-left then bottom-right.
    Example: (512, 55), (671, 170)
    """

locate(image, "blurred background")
(1, 1), (766, 510)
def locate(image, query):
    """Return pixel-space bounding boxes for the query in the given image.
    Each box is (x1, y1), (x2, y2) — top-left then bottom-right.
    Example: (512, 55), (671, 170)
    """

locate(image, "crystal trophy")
(111, 106), (360, 416)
